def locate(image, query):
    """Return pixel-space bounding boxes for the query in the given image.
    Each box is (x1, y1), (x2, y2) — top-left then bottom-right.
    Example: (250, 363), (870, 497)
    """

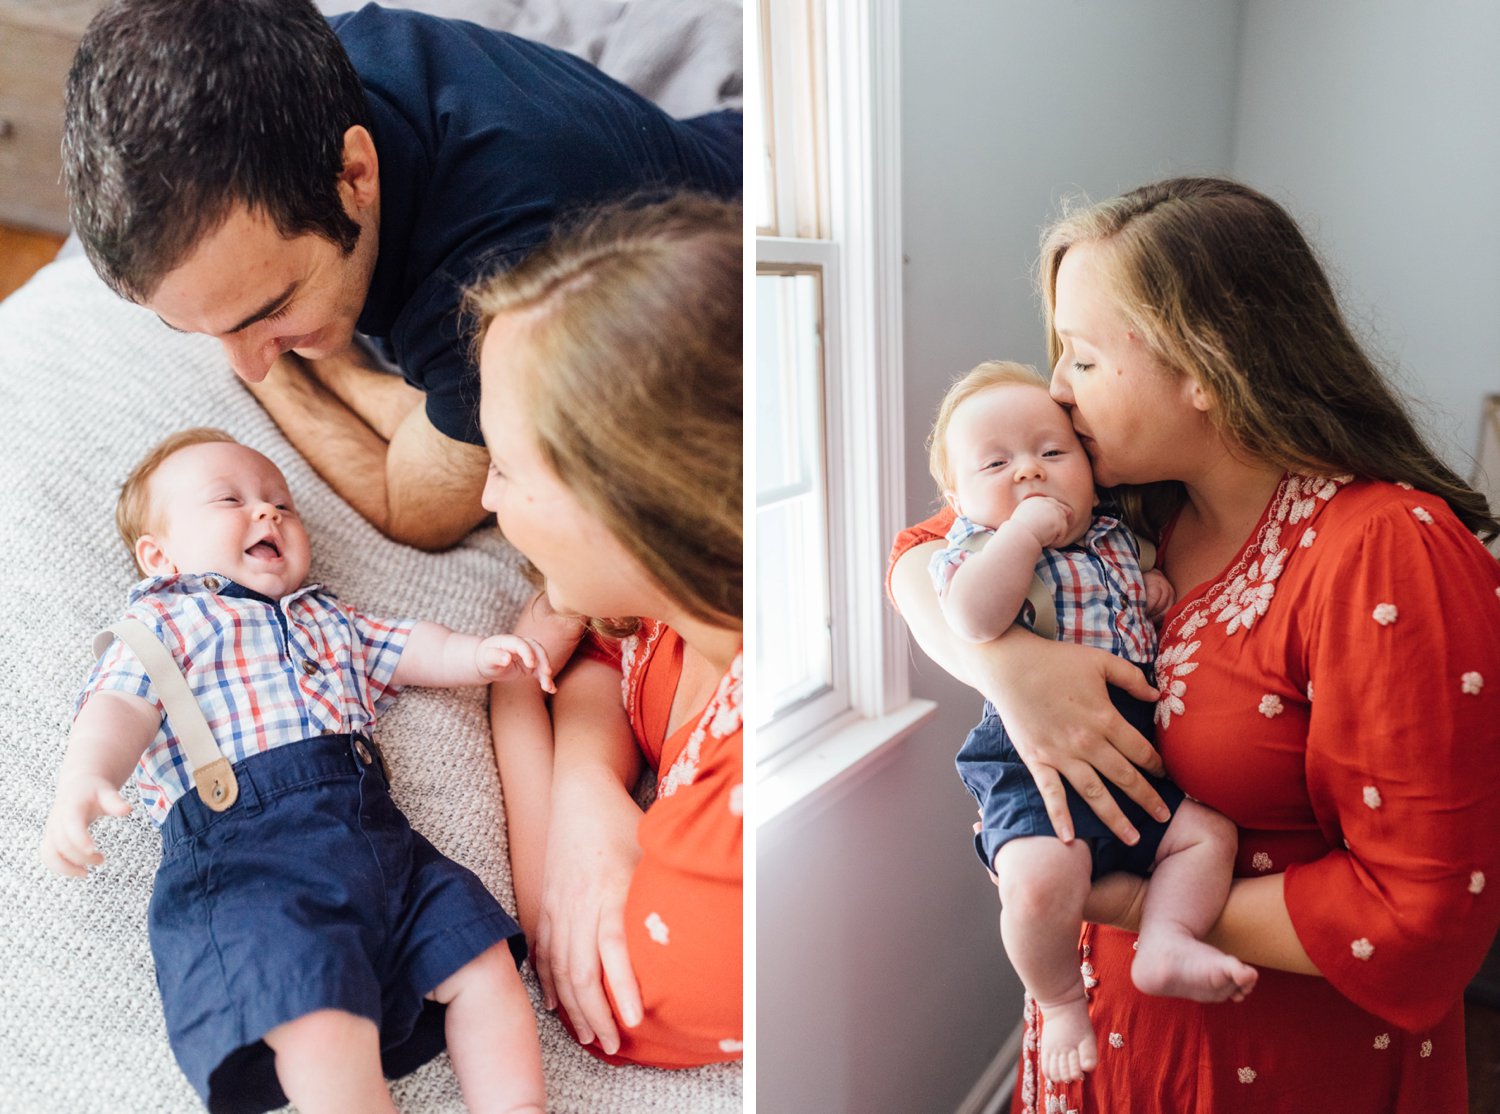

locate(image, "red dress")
(893, 476), (1500, 1111)
(586, 620), (743, 1069)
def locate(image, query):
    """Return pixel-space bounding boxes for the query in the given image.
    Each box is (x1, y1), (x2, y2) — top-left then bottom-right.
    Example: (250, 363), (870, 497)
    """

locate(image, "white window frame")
(756, 0), (935, 824)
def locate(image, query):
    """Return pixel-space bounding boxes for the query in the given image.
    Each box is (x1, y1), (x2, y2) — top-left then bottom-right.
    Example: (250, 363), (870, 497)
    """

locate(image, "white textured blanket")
(0, 259), (740, 1111)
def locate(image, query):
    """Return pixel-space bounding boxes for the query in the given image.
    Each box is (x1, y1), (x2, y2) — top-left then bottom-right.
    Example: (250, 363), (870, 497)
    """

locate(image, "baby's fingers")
(98, 788), (132, 817)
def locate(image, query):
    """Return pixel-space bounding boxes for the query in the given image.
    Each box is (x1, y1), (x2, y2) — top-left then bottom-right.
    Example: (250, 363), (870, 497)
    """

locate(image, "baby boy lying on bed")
(40, 427), (577, 1114)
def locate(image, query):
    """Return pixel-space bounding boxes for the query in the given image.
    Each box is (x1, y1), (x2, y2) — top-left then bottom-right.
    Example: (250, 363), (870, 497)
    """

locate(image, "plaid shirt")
(77, 573), (414, 825)
(929, 512), (1156, 664)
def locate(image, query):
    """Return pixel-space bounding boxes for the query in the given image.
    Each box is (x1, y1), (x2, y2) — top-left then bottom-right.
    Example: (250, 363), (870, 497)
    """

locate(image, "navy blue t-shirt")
(330, 6), (742, 444)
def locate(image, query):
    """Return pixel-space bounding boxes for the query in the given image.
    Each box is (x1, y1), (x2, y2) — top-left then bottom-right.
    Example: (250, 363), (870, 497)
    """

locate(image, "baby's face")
(138, 441), (311, 599)
(944, 383), (1098, 542)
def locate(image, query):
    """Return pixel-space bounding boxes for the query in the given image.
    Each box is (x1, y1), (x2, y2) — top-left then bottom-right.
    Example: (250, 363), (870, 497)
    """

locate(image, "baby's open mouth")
(246, 539), (282, 560)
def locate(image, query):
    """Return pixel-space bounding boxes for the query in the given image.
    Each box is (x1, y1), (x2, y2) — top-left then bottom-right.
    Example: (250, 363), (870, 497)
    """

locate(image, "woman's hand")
(891, 540), (1169, 843)
(533, 769), (644, 1055)
(978, 635), (1170, 843)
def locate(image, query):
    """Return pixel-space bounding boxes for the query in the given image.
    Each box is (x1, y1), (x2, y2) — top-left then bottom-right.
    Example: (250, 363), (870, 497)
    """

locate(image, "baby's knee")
(996, 839), (1091, 918)
(263, 1008), (377, 1055)
(428, 941), (525, 1006)
(1169, 798), (1238, 854)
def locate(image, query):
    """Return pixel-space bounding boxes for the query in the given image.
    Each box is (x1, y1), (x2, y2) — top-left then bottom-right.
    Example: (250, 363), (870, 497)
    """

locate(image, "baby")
(41, 428), (558, 1114)
(928, 362), (1257, 1084)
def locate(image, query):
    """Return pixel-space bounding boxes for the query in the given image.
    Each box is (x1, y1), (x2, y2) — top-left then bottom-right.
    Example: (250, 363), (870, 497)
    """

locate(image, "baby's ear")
(134, 535), (176, 578)
(942, 489), (962, 514)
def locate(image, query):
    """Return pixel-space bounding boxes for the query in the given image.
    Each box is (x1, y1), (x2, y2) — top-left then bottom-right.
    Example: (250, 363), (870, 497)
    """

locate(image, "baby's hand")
(1008, 496), (1073, 548)
(1143, 568), (1176, 619)
(41, 774), (132, 877)
(475, 634), (556, 693)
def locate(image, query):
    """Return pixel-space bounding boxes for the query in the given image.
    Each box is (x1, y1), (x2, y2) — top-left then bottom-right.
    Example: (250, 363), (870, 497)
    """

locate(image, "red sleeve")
(1283, 498), (1500, 1031)
(885, 506), (956, 605)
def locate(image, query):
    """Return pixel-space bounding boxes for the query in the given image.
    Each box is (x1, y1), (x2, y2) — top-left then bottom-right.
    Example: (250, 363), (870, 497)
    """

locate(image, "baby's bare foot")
(1132, 933), (1258, 1003)
(1037, 994), (1098, 1084)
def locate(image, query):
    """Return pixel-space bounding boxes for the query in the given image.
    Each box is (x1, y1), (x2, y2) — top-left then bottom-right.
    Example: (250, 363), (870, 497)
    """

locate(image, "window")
(752, 0), (932, 805)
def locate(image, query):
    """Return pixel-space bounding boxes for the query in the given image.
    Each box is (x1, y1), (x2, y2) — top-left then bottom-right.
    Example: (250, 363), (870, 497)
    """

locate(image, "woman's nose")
(1049, 360), (1074, 405)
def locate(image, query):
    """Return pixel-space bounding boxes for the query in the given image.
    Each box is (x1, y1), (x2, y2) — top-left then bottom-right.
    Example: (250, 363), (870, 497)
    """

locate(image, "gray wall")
(1231, 0), (1500, 475)
(759, 2), (1498, 1111)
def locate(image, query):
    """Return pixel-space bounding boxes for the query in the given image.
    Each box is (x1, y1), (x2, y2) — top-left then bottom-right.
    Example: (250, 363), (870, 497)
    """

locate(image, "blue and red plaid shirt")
(929, 512), (1156, 665)
(77, 573), (414, 825)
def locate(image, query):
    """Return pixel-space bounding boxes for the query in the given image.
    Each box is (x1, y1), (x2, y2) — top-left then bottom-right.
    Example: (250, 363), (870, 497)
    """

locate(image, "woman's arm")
(1085, 871), (1318, 974)
(532, 656), (644, 1057)
(892, 540), (1169, 842)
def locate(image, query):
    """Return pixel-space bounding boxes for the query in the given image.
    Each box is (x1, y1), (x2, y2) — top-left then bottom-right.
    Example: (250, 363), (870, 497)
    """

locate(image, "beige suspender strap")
(94, 620), (239, 812)
(1137, 536), (1158, 573)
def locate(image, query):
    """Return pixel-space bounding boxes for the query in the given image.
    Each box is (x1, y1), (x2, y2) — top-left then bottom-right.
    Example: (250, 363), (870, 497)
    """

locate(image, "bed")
(0, 1), (742, 1110)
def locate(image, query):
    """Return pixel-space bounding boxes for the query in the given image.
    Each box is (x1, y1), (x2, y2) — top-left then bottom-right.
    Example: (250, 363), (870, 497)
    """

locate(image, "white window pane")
(754, 269), (832, 724)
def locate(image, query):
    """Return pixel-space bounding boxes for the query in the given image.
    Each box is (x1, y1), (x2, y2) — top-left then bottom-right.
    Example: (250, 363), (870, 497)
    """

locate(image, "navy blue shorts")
(956, 684), (1186, 878)
(148, 734), (525, 1114)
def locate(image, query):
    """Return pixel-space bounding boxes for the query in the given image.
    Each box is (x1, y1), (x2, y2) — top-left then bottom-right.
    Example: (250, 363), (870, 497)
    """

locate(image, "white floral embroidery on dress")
(1396, 481), (1414, 490)
(1238, 1067), (1257, 1084)
(1258, 694), (1284, 718)
(619, 622), (667, 715)
(644, 912), (670, 945)
(1374, 1033), (1391, 1050)
(1307, 681), (1315, 702)
(1411, 506), (1434, 524)
(1108, 1032), (1124, 1049)
(718, 1038), (743, 1053)
(1363, 786), (1383, 809)
(658, 650), (743, 799)
(1351, 938), (1374, 960)
(1461, 672), (1484, 696)
(1251, 851), (1274, 872)
(1155, 475), (1349, 728)
(1471, 871), (1486, 894)
(728, 783), (744, 816)
(1372, 603), (1398, 626)
(1300, 529), (1317, 549)
(1420, 1040), (1433, 1058)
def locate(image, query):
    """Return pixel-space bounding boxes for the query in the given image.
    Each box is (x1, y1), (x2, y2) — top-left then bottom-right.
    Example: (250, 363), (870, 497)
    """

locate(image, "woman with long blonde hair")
(471, 193), (742, 1068)
(891, 177), (1500, 1110)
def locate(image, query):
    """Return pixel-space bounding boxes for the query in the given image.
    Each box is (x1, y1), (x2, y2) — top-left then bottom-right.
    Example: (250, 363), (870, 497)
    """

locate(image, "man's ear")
(338, 125), (380, 214)
(135, 535), (176, 578)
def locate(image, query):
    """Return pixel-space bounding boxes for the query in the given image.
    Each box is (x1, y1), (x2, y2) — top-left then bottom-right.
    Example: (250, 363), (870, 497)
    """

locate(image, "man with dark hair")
(63, 0), (741, 550)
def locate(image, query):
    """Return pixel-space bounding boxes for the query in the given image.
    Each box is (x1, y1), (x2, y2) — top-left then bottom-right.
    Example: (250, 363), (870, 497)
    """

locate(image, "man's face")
(144, 202), (378, 382)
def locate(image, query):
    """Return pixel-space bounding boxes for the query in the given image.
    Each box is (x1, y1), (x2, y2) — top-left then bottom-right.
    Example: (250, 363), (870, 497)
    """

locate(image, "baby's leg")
(1131, 800), (1258, 1002)
(429, 942), (546, 1114)
(995, 836), (1096, 1084)
(262, 1009), (396, 1114)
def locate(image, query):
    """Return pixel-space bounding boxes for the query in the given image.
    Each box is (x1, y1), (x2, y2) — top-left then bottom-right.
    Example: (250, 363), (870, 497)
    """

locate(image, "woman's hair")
(927, 360), (1046, 491)
(467, 194), (742, 634)
(117, 427), (240, 572)
(1039, 176), (1498, 542)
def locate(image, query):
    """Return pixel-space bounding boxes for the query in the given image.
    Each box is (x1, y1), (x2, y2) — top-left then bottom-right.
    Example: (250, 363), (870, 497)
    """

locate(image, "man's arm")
(244, 352), (490, 551)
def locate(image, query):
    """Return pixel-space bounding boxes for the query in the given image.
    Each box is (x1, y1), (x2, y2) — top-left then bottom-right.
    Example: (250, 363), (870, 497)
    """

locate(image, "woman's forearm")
(1206, 874), (1319, 975)
(489, 677), (556, 942)
(550, 658), (641, 792)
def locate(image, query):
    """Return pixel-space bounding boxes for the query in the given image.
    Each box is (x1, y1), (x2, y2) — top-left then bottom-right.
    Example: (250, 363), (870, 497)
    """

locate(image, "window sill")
(756, 698), (937, 830)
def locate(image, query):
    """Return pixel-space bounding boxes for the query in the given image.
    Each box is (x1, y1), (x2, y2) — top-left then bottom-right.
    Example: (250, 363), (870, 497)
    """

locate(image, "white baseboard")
(954, 1018), (1024, 1114)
